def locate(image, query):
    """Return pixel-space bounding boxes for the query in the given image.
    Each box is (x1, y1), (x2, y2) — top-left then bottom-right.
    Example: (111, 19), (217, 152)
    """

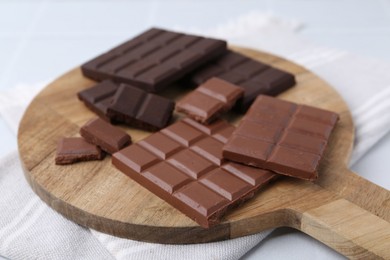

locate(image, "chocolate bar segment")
(112, 118), (277, 228)
(176, 77), (243, 124)
(107, 84), (175, 131)
(55, 137), (104, 165)
(186, 50), (296, 111)
(81, 28), (227, 93)
(77, 80), (118, 121)
(223, 95), (339, 181)
(80, 118), (131, 154)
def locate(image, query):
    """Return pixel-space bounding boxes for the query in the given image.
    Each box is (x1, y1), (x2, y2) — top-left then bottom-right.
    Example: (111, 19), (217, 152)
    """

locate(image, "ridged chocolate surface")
(176, 77), (243, 124)
(77, 80), (118, 121)
(186, 50), (296, 111)
(80, 118), (131, 154)
(107, 84), (175, 131)
(81, 28), (227, 93)
(112, 118), (276, 228)
(78, 80), (175, 131)
(223, 95), (339, 181)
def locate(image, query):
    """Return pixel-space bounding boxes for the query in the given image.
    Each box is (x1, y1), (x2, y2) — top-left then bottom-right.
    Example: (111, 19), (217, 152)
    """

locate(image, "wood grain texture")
(18, 47), (390, 258)
(302, 199), (390, 259)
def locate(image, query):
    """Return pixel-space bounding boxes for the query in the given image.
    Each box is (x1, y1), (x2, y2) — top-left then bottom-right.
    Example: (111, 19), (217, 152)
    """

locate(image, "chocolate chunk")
(222, 95), (339, 181)
(80, 118), (131, 154)
(112, 118), (277, 228)
(107, 84), (175, 131)
(77, 80), (118, 122)
(81, 28), (227, 93)
(176, 77), (243, 124)
(55, 137), (104, 165)
(185, 50), (296, 111)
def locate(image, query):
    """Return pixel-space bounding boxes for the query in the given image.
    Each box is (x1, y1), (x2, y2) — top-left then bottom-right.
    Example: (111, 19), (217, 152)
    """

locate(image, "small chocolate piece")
(81, 28), (227, 93)
(176, 77), (244, 124)
(107, 84), (175, 131)
(80, 118), (131, 154)
(77, 80), (118, 122)
(112, 118), (277, 228)
(222, 95), (339, 181)
(55, 137), (104, 165)
(186, 50), (296, 111)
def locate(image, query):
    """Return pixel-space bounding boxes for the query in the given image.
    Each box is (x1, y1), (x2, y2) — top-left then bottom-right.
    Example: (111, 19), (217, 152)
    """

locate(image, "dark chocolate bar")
(77, 80), (118, 122)
(107, 84), (175, 131)
(112, 118), (277, 228)
(223, 95), (339, 181)
(80, 118), (131, 154)
(186, 50), (296, 111)
(176, 77), (243, 124)
(81, 28), (227, 93)
(55, 137), (105, 165)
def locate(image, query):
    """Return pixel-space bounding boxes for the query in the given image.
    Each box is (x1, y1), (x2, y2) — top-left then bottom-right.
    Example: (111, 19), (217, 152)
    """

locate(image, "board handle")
(318, 168), (390, 222)
(300, 198), (390, 259)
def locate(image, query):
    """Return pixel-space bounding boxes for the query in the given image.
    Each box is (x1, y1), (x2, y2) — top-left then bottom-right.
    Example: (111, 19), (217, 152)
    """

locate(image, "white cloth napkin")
(1, 12), (390, 260)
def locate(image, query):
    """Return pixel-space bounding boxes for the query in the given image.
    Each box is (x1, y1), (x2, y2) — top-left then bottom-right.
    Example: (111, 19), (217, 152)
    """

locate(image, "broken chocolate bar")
(185, 50), (296, 111)
(112, 118), (277, 228)
(77, 80), (118, 122)
(55, 137), (105, 165)
(222, 95), (339, 181)
(80, 118), (131, 154)
(107, 84), (175, 131)
(176, 77), (243, 124)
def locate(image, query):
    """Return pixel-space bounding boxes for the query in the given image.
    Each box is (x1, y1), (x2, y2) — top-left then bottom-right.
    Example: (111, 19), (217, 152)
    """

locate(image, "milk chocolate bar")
(176, 78), (243, 124)
(112, 118), (277, 228)
(223, 95), (339, 181)
(55, 137), (105, 165)
(81, 28), (227, 93)
(80, 118), (132, 154)
(186, 50), (296, 111)
(107, 84), (175, 131)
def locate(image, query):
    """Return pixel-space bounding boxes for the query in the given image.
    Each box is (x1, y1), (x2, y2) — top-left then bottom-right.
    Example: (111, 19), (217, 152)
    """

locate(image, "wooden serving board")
(18, 47), (390, 259)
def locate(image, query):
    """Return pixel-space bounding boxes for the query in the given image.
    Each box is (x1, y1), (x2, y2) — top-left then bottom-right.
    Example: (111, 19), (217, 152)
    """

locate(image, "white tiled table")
(1, 1), (389, 259)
